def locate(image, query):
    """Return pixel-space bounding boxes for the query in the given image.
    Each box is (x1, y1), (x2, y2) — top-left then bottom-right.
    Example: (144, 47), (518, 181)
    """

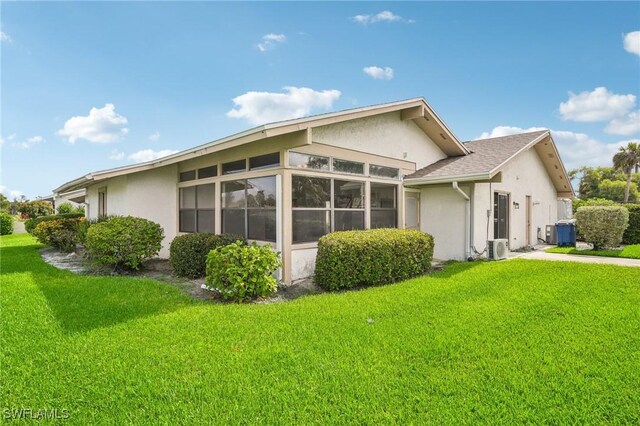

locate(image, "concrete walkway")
(13, 221), (26, 234)
(512, 250), (640, 268)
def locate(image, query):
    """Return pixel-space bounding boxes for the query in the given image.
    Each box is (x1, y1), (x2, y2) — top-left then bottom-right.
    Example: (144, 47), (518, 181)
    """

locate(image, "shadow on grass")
(2, 244), (195, 335)
(429, 260), (485, 279)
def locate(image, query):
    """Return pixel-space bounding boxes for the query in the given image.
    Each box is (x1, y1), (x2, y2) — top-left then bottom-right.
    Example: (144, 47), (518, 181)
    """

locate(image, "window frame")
(221, 176), (277, 242)
(179, 183), (215, 233)
(370, 182), (398, 229)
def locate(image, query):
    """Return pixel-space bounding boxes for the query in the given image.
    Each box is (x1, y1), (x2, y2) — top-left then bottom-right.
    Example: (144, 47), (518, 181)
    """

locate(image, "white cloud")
(559, 87), (636, 122)
(477, 125), (628, 170)
(0, 185), (24, 200)
(623, 31), (640, 56)
(605, 110), (640, 135)
(257, 33), (286, 52)
(363, 66), (394, 80)
(0, 31), (11, 43)
(14, 135), (45, 149)
(57, 103), (129, 144)
(109, 150), (125, 161)
(352, 10), (414, 25)
(127, 149), (178, 164)
(148, 131), (161, 142)
(227, 86), (341, 125)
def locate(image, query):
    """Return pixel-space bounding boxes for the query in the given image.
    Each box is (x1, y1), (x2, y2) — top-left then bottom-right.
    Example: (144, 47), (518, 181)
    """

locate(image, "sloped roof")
(406, 130), (549, 180)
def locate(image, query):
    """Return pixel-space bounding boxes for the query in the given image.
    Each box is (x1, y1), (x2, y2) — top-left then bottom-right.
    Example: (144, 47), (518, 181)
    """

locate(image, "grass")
(1, 234), (639, 424)
(546, 244), (640, 259)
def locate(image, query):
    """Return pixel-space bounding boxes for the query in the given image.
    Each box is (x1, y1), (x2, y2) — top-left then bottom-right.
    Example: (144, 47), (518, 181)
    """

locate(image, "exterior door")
(404, 192), (420, 230)
(525, 195), (532, 245)
(493, 192), (509, 239)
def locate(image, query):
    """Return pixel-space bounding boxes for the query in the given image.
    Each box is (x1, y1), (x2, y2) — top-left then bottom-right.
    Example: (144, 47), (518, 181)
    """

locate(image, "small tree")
(575, 206), (629, 250)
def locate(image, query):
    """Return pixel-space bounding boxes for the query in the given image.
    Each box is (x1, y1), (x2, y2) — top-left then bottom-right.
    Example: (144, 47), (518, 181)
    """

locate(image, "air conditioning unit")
(488, 239), (509, 260)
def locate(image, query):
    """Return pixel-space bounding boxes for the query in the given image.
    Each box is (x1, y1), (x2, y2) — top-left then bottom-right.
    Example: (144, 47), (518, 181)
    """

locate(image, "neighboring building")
(53, 98), (573, 283)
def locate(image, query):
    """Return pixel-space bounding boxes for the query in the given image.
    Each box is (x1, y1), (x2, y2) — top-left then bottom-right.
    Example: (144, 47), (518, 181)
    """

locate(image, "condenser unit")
(488, 239), (509, 260)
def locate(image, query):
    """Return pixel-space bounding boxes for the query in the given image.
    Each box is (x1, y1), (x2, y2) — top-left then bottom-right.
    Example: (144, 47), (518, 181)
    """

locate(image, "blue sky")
(1, 2), (639, 199)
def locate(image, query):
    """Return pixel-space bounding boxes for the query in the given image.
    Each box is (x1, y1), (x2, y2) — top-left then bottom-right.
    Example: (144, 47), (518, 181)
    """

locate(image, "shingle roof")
(405, 130), (548, 180)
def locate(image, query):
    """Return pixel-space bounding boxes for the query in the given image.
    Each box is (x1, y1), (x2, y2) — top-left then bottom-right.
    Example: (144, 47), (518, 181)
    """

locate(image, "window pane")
(179, 210), (196, 233)
(334, 180), (364, 209)
(222, 180), (246, 208)
(250, 152), (280, 170)
(334, 211), (365, 231)
(292, 210), (330, 243)
(180, 187), (196, 209)
(180, 170), (196, 182)
(198, 166), (217, 179)
(369, 164), (399, 179)
(370, 183), (396, 208)
(222, 159), (246, 175)
(247, 176), (277, 208)
(197, 184), (215, 209)
(197, 210), (215, 233)
(248, 210), (276, 242)
(292, 176), (330, 208)
(222, 209), (245, 236)
(289, 152), (330, 170)
(332, 158), (364, 175)
(371, 210), (397, 229)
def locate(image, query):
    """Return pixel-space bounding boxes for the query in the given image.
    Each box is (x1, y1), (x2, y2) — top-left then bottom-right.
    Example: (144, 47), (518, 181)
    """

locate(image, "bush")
(572, 198), (616, 214)
(85, 216), (164, 270)
(32, 218), (85, 252)
(622, 204), (640, 245)
(25, 212), (85, 234)
(75, 215), (119, 244)
(56, 202), (75, 214)
(170, 233), (245, 278)
(575, 206), (629, 250)
(315, 229), (434, 291)
(205, 241), (281, 302)
(16, 200), (54, 218)
(0, 212), (13, 235)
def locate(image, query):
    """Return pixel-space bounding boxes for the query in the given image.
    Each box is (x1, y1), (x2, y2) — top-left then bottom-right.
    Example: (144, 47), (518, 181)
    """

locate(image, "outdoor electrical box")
(545, 225), (557, 245)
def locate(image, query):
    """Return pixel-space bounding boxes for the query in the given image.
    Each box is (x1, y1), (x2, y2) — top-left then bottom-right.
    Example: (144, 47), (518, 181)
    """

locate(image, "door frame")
(404, 189), (420, 230)
(493, 191), (510, 240)
(525, 195), (532, 246)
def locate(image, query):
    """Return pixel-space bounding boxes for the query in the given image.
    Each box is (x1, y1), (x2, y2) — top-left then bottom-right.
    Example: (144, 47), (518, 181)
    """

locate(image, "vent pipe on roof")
(452, 181), (471, 259)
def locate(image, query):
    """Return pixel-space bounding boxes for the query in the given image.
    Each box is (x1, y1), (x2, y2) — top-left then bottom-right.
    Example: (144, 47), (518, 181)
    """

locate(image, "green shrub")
(16, 200), (54, 219)
(170, 233), (245, 278)
(25, 212), (85, 234)
(32, 218), (85, 252)
(572, 198), (616, 214)
(0, 212), (14, 235)
(75, 215), (120, 244)
(205, 241), (281, 302)
(575, 206), (629, 250)
(315, 229), (434, 291)
(75, 205), (85, 215)
(622, 204), (640, 245)
(85, 216), (164, 270)
(56, 202), (75, 214)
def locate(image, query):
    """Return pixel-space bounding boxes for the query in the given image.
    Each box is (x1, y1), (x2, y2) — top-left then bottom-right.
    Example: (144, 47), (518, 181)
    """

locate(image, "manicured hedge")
(205, 241), (281, 302)
(0, 212), (13, 235)
(622, 204), (640, 244)
(169, 233), (245, 278)
(575, 206), (629, 250)
(25, 212), (85, 234)
(85, 216), (163, 270)
(315, 228), (434, 291)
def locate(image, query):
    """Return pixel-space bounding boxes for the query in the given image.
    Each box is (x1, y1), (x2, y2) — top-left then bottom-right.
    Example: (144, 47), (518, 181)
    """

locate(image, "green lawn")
(1, 234), (639, 424)
(546, 244), (640, 259)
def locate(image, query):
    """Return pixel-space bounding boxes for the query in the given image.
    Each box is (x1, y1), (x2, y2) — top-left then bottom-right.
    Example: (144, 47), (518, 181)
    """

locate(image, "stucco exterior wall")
(312, 111), (447, 169)
(85, 166), (178, 258)
(420, 185), (469, 261)
(473, 148), (558, 252)
(291, 248), (318, 281)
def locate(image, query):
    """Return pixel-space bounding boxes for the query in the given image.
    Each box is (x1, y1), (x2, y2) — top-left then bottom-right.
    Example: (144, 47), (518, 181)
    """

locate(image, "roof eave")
(403, 173), (492, 186)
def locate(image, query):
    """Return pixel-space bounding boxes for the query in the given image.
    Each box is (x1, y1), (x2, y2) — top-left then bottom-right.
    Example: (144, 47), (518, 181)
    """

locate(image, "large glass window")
(222, 177), (276, 242)
(179, 183), (215, 233)
(370, 183), (397, 228)
(289, 152), (330, 171)
(333, 180), (364, 231)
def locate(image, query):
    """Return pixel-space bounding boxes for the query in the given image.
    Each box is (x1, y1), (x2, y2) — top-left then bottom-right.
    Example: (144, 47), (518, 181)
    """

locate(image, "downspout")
(452, 181), (471, 259)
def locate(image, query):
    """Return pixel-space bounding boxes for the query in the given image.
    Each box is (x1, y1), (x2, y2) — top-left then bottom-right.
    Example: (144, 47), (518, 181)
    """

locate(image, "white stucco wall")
(313, 112), (447, 169)
(84, 165), (178, 258)
(420, 185), (469, 261)
(473, 148), (558, 252)
(291, 248), (318, 281)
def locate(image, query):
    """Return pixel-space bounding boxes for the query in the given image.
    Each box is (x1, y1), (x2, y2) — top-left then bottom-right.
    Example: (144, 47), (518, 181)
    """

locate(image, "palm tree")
(613, 142), (640, 203)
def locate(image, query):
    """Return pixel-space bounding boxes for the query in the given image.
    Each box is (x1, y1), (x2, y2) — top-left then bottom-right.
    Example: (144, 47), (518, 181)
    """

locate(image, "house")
(53, 98), (573, 283)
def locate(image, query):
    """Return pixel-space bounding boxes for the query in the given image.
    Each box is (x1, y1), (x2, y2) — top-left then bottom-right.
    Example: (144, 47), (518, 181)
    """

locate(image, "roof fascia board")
(403, 173), (492, 186)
